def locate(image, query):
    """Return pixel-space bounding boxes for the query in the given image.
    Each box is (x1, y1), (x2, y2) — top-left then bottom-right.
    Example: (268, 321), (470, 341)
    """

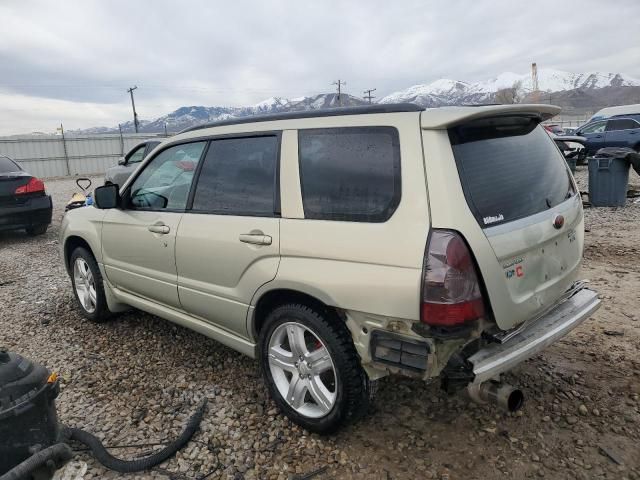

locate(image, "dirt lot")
(1, 168), (639, 480)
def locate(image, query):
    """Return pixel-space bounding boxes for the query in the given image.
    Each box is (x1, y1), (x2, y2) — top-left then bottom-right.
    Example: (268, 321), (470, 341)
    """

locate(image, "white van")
(589, 103), (640, 122)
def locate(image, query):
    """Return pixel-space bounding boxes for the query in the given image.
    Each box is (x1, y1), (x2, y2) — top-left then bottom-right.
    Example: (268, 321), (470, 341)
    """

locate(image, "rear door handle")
(239, 233), (272, 245)
(148, 223), (170, 234)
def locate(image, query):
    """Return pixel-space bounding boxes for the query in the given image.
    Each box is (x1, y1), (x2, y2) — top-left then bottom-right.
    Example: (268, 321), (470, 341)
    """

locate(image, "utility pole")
(57, 123), (71, 176)
(118, 124), (124, 155)
(363, 88), (377, 104)
(127, 85), (140, 133)
(332, 80), (346, 106)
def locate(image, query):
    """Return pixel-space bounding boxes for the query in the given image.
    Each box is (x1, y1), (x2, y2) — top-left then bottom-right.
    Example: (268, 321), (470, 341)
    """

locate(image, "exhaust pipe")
(467, 381), (524, 412)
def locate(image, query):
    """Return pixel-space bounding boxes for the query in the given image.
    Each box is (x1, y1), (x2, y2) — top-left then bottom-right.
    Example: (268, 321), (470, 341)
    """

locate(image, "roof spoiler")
(421, 104), (561, 129)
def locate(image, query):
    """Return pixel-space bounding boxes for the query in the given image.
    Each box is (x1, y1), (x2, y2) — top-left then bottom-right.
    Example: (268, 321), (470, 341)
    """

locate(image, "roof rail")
(178, 103), (423, 134)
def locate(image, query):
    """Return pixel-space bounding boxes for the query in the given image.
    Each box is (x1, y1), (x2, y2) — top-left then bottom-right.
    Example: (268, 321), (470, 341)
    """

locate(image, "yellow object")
(47, 372), (58, 384)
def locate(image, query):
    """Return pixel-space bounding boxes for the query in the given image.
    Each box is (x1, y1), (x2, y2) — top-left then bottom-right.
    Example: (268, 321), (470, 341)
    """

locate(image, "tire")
(26, 224), (48, 236)
(69, 247), (111, 322)
(259, 303), (371, 434)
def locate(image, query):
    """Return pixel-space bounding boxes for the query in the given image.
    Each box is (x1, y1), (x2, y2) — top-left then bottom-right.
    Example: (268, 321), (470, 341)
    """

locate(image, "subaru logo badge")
(553, 214), (565, 229)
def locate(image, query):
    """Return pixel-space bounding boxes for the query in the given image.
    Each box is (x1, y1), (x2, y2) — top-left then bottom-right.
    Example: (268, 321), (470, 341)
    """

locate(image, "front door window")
(128, 141), (206, 210)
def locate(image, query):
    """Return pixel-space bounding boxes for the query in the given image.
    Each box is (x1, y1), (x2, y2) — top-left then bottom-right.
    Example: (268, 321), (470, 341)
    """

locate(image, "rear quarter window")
(449, 120), (574, 228)
(0, 156), (21, 173)
(298, 127), (401, 222)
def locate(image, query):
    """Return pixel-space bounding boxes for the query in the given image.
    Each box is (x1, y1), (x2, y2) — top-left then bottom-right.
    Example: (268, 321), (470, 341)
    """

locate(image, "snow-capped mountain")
(75, 69), (640, 134)
(379, 69), (640, 107)
(79, 93), (368, 134)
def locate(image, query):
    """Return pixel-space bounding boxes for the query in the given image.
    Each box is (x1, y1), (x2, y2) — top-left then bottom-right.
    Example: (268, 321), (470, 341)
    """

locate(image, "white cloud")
(0, 0), (639, 134)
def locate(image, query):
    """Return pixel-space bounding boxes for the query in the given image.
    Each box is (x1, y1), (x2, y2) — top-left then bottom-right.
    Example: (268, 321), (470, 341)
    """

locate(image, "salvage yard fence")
(0, 133), (168, 178)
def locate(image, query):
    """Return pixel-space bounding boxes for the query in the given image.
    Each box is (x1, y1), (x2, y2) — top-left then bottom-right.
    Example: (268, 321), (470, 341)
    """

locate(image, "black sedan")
(0, 156), (52, 235)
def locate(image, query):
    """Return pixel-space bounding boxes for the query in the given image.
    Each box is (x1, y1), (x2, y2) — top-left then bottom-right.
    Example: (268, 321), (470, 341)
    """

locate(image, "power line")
(332, 80), (346, 106)
(127, 85), (140, 133)
(363, 88), (376, 104)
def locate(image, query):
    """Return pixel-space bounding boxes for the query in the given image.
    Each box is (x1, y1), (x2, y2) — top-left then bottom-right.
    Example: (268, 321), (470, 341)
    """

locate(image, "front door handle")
(239, 233), (272, 245)
(148, 223), (170, 234)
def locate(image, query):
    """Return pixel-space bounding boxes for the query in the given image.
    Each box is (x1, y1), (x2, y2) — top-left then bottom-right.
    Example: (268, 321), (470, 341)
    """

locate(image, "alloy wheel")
(73, 257), (97, 314)
(268, 322), (337, 418)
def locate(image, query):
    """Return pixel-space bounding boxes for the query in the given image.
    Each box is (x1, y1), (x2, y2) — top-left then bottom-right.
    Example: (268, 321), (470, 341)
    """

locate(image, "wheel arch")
(249, 287), (344, 341)
(63, 235), (95, 274)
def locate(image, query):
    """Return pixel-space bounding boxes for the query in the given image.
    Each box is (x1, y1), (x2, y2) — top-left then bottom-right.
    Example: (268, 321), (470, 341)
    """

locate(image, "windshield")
(449, 119), (574, 228)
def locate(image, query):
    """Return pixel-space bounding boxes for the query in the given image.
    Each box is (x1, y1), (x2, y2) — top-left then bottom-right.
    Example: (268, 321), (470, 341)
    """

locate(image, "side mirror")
(94, 184), (119, 209)
(118, 157), (126, 166)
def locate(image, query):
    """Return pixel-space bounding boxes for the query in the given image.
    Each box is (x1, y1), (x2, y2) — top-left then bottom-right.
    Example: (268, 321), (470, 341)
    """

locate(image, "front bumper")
(467, 286), (600, 384)
(0, 195), (52, 231)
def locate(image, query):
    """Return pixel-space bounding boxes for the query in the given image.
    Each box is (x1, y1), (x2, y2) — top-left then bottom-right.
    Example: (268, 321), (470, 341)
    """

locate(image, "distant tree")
(495, 80), (524, 104)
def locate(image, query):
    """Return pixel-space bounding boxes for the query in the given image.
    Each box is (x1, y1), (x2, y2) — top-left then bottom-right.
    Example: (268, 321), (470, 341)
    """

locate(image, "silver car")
(104, 140), (161, 186)
(61, 103), (600, 433)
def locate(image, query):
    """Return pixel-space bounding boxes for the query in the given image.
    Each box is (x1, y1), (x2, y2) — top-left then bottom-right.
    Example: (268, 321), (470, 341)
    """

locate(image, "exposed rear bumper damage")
(467, 285), (600, 384)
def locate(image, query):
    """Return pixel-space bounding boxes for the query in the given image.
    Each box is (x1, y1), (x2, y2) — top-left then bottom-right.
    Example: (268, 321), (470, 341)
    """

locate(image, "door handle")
(148, 223), (170, 234)
(239, 233), (272, 245)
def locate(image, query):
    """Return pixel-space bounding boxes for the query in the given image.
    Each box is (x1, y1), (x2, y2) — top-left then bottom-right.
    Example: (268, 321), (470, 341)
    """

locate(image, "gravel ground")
(1, 168), (639, 480)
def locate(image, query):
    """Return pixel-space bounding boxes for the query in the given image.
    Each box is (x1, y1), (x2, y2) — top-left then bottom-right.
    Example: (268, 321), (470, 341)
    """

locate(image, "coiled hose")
(63, 398), (207, 473)
(0, 444), (73, 480)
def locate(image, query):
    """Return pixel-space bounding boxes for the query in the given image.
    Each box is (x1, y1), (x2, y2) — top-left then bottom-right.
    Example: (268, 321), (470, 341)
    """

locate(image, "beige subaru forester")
(60, 103), (600, 433)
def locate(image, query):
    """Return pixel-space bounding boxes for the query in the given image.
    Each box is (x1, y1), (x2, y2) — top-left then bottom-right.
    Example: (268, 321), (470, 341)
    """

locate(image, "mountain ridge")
(75, 69), (640, 134)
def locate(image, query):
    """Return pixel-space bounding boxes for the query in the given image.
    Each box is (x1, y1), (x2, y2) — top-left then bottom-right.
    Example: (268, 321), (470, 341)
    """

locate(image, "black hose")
(0, 443), (73, 480)
(64, 398), (207, 473)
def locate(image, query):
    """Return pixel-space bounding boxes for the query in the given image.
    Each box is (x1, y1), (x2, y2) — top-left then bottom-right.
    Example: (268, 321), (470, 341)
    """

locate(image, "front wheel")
(70, 247), (111, 322)
(259, 304), (371, 434)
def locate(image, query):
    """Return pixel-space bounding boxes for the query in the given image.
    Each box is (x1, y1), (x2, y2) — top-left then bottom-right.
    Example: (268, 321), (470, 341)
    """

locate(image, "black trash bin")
(588, 148), (634, 207)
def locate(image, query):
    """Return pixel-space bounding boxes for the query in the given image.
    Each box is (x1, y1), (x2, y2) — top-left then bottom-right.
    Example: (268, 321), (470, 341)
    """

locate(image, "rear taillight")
(15, 177), (45, 195)
(421, 230), (486, 326)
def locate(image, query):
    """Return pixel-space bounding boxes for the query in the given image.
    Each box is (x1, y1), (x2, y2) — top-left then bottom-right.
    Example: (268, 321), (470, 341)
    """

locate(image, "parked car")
(0, 156), (52, 235)
(60, 103), (600, 433)
(543, 124), (565, 135)
(574, 115), (640, 154)
(104, 140), (161, 186)
(548, 134), (588, 165)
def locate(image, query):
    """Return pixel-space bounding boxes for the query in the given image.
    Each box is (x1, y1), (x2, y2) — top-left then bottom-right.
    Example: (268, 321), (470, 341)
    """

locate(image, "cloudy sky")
(1, 0), (639, 135)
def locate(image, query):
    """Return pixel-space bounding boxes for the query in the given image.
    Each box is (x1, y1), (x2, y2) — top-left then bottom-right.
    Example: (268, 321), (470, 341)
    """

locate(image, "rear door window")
(191, 135), (278, 216)
(449, 119), (574, 228)
(606, 119), (640, 131)
(298, 127), (401, 222)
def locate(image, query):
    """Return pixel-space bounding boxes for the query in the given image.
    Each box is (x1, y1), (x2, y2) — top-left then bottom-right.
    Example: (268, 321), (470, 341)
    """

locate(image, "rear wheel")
(70, 247), (111, 322)
(26, 224), (48, 236)
(259, 304), (371, 434)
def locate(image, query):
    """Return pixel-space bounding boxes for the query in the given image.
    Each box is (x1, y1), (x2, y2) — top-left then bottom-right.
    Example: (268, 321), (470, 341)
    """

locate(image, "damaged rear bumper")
(467, 287), (600, 384)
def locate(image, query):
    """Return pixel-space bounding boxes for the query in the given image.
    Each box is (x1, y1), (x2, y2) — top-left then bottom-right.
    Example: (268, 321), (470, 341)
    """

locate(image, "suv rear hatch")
(421, 105), (583, 331)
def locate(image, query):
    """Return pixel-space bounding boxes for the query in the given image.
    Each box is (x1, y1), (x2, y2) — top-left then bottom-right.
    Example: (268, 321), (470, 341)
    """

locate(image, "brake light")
(15, 177), (45, 195)
(421, 230), (486, 326)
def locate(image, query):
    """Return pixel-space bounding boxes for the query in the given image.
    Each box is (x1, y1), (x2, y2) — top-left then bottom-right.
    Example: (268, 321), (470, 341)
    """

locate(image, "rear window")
(449, 119), (574, 228)
(298, 127), (401, 222)
(0, 156), (20, 173)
